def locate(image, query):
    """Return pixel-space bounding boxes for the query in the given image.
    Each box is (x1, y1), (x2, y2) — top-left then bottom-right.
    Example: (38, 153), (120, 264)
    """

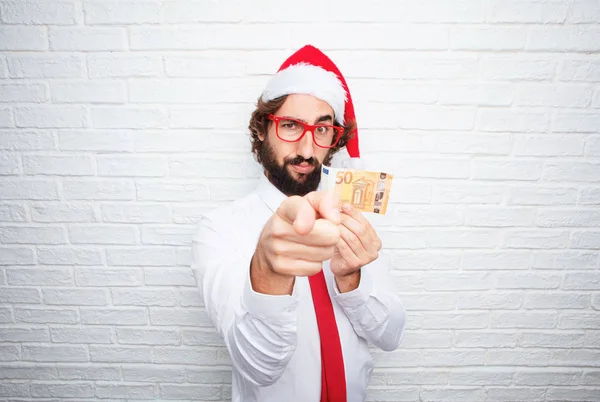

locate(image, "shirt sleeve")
(191, 215), (299, 386)
(332, 251), (407, 352)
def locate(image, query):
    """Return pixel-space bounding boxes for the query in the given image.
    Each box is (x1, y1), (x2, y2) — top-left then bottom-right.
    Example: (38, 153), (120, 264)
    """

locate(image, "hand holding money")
(321, 165), (394, 215)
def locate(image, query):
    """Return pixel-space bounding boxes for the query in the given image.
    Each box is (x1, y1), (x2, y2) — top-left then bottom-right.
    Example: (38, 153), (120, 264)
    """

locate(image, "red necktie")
(308, 270), (347, 402)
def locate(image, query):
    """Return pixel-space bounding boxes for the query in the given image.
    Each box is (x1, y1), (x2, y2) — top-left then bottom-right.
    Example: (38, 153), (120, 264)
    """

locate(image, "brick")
(117, 329), (180, 346)
(0, 307), (12, 323)
(134, 131), (209, 153)
(63, 179), (135, 200)
(7, 268), (71, 285)
(37, 247), (103, 265)
(0, 344), (20, 361)
(462, 251), (530, 270)
(0, 365), (56, 380)
(58, 365), (120, 380)
(478, 109), (550, 132)
(97, 156), (167, 177)
(550, 350), (600, 366)
(49, 27), (126, 51)
(492, 311), (557, 329)
(88, 54), (163, 78)
(451, 26), (526, 50)
(0, 226), (67, 245)
(559, 312), (600, 329)
(489, 0), (568, 22)
(186, 368), (231, 384)
(15, 105), (86, 128)
(153, 347), (218, 365)
(0, 106), (13, 127)
(563, 272), (600, 289)
(422, 350), (486, 367)
(169, 156), (259, 179)
(0, 83), (47, 103)
(362, 105), (475, 131)
(472, 160), (542, 181)
(438, 84), (513, 107)
(112, 289), (177, 307)
(150, 307), (212, 327)
(579, 187), (600, 205)
(160, 384), (221, 400)
(59, 130), (134, 152)
(508, 185), (578, 206)
(423, 272), (494, 291)
(172, 205), (219, 225)
(164, 51), (280, 78)
(454, 331), (518, 348)
(170, 103), (254, 129)
(141, 225), (195, 246)
(546, 387), (600, 401)
(101, 204), (170, 223)
(0, 247), (35, 265)
(457, 293), (522, 310)
(90, 346), (151, 363)
(31, 383), (94, 398)
(517, 83), (593, 107)
(432, 182), (504, 204)
(533, 251), (599, 269)
(586, 135), (600, 156)
(561, 59), (600, 81)
(543, 161), (600, 183)
(552, 111), (600, 132)
(51, 327), (112, 344)
(136, 181), (210, 202)
(421, 312), (488, 330)
(524, 293), (590, 309)
(43, 288), (107, 306)
(123, 364), (185, 382)
(51, 81), (127, 104)
(95, 384), (157, 399)
(367, 386), (420, 401)
(68, 224), (138, 245)
(514, 369), (582, 386)
(390, 252), (460, 271)
(92, 106), (168, 129)
(23, 345), (87, 362)
(487, 350), (551, 366)
(503, 230), (570, 249)
(0, 26), (47, 51)
(423, 387), (486, 401)
(0, 382), (30, 397)
(0, 130), (54, 151)
(449, 368), (514, 385)
(482, 55), (556, 81)
(401, 331), (452, 348)
(7, 54), (84, 78)
(571, 231), (600, 249)
(23, 155), (94, 176)
(0, 327), (49, 342)
(15, 307), (78, 324)
(75, 268), (143, 287)
(485, 387), (546, 401)
(497, 273), (562, 289)
(85, 1), (161, 24)
(520, 332), (586, 348)
(179, 289), (203, 307)
(353, 81), (438, 104)
(106, 247), (177, 267)
(537, 209), (600, 227)
(81, 308), (147, 325)
(0, 203), (29, 223)
(0, 154), (20, 175)
(31, 202), (95, 223)
(181, 329), (223, 347)
(0, 56), (6, 78)
(528, 26), (600, 52)
(0, 1), (77, 24)
(581, 370), (600, 385)
(514, 135), (585, 156)
(0, 287), (41, 303)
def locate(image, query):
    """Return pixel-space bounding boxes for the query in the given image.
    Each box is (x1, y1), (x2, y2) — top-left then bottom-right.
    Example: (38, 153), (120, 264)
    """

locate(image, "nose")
(296, 129), (315, 159)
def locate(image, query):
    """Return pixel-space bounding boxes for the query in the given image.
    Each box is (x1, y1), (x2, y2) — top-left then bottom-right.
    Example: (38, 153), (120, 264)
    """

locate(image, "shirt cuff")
(242, 268), (299, 321)
(333, 269), (374, 309)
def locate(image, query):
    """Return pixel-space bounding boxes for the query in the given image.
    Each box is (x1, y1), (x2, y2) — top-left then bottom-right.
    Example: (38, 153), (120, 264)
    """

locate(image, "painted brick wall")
(1, 0), (599, 401)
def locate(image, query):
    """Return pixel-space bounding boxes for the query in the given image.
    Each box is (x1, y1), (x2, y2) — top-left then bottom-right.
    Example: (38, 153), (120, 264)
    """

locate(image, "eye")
(281, 121), (296, 129)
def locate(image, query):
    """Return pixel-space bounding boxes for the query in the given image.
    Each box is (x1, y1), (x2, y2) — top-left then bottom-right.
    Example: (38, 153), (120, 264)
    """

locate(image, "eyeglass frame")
(267, 114), (345, 149)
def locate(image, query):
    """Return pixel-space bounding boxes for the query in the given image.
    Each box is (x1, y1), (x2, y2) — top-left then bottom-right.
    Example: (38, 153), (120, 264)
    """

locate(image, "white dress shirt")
(191, 174), (407, 402)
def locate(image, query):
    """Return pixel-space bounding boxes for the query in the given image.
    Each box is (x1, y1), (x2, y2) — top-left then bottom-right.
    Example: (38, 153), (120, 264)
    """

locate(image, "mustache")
(285, 156), (317, 166)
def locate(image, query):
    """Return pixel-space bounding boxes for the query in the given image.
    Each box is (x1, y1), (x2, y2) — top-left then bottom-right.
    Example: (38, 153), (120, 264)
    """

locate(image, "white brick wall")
(0, 0), (599, 400)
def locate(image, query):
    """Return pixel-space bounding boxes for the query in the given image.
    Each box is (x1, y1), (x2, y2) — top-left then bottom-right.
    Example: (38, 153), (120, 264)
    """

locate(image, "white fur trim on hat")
(261, 63), (347, 125)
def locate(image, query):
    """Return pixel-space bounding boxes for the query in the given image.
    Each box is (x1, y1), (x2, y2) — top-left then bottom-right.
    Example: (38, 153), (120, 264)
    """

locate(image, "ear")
(258, 132), (265, 141)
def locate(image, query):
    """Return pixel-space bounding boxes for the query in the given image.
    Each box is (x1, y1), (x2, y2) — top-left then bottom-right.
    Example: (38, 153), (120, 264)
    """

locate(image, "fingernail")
(342, 203), (352, 212)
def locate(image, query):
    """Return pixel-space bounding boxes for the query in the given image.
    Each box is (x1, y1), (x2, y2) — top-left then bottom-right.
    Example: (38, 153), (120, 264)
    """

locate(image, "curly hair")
(248, 95), (356, 167)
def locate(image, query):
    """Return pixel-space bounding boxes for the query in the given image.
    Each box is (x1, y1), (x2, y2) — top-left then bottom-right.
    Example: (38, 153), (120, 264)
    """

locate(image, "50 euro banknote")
(320, 165), (394, 215)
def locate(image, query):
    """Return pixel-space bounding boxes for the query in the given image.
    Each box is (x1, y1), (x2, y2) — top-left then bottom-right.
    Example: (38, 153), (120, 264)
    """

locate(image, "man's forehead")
(277, 94), (335, 120)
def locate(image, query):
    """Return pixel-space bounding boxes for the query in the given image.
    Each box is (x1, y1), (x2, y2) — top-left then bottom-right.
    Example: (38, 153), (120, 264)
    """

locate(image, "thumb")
(304, 190), (341, 225)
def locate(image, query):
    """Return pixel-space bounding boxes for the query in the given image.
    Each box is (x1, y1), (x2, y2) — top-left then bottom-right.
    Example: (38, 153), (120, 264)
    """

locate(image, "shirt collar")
(257, 173), (287, 214)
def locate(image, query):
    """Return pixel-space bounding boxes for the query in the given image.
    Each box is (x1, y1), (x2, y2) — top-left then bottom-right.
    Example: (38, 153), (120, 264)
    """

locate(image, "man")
(191, 45), (406, 402)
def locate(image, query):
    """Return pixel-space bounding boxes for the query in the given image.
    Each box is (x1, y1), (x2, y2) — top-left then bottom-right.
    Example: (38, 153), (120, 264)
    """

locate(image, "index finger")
(305, 190), (341, 225)
(276, 195), (317, 236)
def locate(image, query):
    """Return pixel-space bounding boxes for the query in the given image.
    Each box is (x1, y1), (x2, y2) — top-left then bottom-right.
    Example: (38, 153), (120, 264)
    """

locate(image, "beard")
(259, 138), (325, 197)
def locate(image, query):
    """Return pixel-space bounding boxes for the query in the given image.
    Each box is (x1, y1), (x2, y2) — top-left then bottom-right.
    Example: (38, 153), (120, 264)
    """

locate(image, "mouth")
(290, 162), (314, 175)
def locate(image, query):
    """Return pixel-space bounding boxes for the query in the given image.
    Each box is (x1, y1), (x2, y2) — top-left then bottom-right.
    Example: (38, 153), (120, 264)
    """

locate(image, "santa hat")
(261, 45), (362, 168)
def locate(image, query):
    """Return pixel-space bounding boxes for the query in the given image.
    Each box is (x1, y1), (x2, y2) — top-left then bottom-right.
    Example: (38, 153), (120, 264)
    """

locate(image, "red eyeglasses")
(267, 114), (344, 149)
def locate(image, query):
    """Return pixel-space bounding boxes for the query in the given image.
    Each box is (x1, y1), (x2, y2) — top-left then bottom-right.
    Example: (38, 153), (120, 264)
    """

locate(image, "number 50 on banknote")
(321, 165), (394, 215)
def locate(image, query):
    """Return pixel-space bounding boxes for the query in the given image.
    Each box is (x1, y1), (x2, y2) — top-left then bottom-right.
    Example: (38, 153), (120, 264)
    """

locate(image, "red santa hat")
(261, 45), (361, 166)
